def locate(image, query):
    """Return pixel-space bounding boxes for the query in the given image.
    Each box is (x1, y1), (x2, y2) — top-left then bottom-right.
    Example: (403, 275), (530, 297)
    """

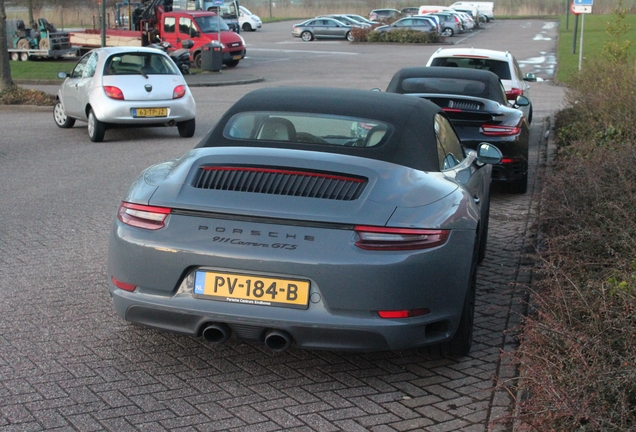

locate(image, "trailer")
(7, 19), (78, 61)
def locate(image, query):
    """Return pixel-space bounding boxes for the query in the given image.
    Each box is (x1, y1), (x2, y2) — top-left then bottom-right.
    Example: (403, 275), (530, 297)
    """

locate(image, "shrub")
(366, 29), (441, 44)
(510, 143), (636, 431)
(0, 85), (56, 106)
(503, 7), (636, 429)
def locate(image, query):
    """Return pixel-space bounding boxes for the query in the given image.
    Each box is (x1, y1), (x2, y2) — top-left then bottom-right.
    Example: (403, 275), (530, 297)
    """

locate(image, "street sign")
(572, 4), (592, 13)
(574, 0), (593, 5)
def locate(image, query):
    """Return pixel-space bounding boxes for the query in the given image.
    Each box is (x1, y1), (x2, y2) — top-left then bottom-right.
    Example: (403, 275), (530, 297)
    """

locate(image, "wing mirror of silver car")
(524, 73), (537, 82)
(57, 71), (68, 79)
(477, 142), (503, 165)
(515, 95), (530, 107)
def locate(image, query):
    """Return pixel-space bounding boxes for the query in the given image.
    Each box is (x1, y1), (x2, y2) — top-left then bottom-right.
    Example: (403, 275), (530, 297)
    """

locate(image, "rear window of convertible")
(223, 112), (392, 148)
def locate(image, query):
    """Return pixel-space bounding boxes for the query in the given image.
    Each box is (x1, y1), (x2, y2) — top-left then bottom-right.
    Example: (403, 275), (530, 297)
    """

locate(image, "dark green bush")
(366, 28), (441, 44)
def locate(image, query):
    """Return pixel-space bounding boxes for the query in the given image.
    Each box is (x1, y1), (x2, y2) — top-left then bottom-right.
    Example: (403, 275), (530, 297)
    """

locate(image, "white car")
(54, 46), (196, 142)
(239, 5), (262, 31)
(426, 47), (536, 122)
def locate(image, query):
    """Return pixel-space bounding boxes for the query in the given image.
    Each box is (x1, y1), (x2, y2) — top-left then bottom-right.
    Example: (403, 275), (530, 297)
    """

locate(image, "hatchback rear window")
(429, 57), (512, 80)
(223, 112), (392, 148)
(104, 52), (179, 75)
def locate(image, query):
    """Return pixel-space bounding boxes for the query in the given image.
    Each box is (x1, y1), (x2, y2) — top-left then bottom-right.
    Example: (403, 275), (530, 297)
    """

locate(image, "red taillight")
(104, 86), (124, 100)
(505, 88), (523, 100)
(111, 276), (136, 292)
(378, 309), (430, 319)
(354, 226), (450, 251)
(117, 202), (171, 230)
(481, 124), (520, 136)
(173, 85), (186, 99)
(501, 157), (521, 165)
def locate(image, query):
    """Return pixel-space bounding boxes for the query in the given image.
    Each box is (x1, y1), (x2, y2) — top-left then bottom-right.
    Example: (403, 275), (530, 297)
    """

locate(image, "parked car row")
(370, 3), (493, 35)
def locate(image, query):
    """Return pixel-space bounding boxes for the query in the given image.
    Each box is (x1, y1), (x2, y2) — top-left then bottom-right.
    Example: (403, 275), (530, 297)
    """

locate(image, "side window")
(179, 17), (193, 35)
(70, 53), (91, 78)
(164, 16), (175, 34)
(84, 52), (98, 78)
(435, 114), (465, 170)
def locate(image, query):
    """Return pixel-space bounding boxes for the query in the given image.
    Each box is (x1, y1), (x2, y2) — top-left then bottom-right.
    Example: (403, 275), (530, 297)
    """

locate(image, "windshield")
(194, 15), (230, 32)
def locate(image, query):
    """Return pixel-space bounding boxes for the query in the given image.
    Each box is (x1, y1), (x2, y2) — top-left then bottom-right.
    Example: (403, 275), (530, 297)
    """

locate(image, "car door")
(323, 19), (345, 38)
(412, 18), (433, 32)
(162, 15), (178, 48)
(60, 52), (93, 119)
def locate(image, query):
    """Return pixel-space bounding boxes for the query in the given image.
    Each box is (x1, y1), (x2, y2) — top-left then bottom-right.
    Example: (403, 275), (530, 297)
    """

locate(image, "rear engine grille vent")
(431, 97), (483, 111)
(448, 99), (482, 111)
(193, 166), (368, 201)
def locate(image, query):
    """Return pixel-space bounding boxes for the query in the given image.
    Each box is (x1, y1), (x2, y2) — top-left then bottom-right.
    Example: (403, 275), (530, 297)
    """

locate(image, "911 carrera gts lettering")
(211, 236), (298, 250)
(204, 226), (315, 242)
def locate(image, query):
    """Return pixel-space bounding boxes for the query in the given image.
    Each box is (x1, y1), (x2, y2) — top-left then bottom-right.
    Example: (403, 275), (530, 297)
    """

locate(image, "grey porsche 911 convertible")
(107, 87), (502, 355)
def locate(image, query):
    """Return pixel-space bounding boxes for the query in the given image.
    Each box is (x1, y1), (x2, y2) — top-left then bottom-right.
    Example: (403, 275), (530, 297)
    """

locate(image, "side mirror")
(515, 95), (530, 107)
(57, 71), (68, 79)
(476, 142), (502, 165)
(524, 73), (537, 82)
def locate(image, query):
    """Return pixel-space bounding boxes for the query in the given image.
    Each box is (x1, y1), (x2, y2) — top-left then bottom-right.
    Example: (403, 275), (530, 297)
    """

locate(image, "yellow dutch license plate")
(194, 271), (310, 309)
(232, 55), (242, 60)
(133, 108), (167, 118)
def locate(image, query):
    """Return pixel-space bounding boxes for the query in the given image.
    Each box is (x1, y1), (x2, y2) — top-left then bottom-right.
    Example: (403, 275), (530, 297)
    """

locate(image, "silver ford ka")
(54, 46), (196, 142)
(107, 87), (501, 355)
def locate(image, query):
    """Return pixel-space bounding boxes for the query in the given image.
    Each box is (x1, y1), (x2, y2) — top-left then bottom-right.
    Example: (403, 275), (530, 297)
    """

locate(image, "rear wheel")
(346, 31), (354, 42)
(509, 173), (528, 194)
(87, 109), (105, 142)
(301, 31), (313, 41)
(440, 238), (478, 357)
(20, 52), (29, 61)
(11, 52), (19, 61)
(442, 27), (454, 37)
(177, 118), (196, 138)
(53, 101), (75, 128)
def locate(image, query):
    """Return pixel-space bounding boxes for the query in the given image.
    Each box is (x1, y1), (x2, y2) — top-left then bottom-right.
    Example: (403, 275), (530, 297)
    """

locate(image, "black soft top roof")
(198, 87), (446, 172)
(386, 66), (506, 104)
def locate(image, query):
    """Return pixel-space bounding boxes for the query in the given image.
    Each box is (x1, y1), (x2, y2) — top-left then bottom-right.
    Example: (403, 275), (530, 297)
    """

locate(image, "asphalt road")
(0, 19), (565, 432)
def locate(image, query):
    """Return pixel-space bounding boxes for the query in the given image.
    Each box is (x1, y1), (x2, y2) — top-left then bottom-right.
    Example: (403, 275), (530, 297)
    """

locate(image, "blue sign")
(574, 0), (593, 5)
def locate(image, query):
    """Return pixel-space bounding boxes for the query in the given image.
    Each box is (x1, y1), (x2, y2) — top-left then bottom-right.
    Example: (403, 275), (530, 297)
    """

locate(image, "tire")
(177, 118), (196, 138)
(301, 31), (313, 42)
(225, 60), (239, 68)
(509, 173), (528, 194)
(242, 23), (252, 32)
(442, 27), (454, 37)
(20, 52), (29, 61)
(346, 31), (354, 42)
(87, 109), (105, 142)
(39, 38), (50, 51)
(193, 52), (202, 69)
(477, 203), (490, 264)
(11, 52), (19, 61)
(17, 38), (29, 50)
(53, 101), (75, 129)
(441, 239), (478, 357)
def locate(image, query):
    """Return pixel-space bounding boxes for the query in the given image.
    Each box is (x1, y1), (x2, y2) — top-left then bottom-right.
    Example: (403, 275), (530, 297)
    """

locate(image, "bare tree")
(0, 0), (13, 91)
